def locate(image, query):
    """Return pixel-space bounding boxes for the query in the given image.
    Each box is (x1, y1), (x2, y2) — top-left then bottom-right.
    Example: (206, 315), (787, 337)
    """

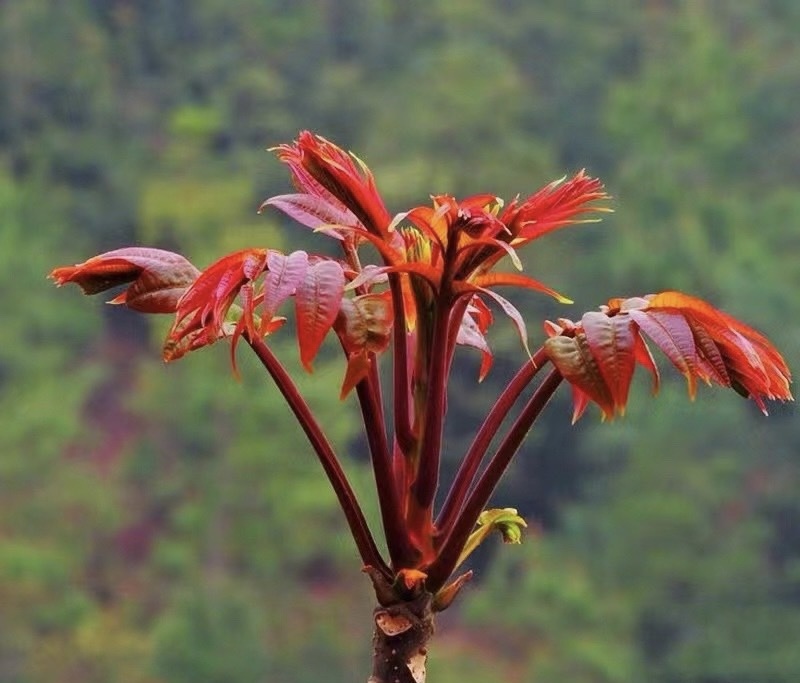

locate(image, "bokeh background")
(2, 1), (799, 681)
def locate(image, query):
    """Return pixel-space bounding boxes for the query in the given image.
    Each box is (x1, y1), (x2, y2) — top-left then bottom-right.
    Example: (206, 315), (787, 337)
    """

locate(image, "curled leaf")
(333, 291), (395, 397)
(454, 508), (527, 571)
(50, 247), (199, 313)
(545, 333), (614, 422)
(646, 291), (792, 412)
(466, 286), (532, 360)
(273, 131), (392, 237)
(335, 292), (394, 355)
(166, 248), (267, 359)
(455, 296), (495, 380)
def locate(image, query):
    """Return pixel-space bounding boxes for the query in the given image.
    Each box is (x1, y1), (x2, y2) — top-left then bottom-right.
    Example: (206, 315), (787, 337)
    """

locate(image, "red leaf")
(339, 350), (372, 400)
(456, 301), (494, 381)
(456, 236), (522, 273)
(385, 262), (442, 291)
(686, 319), (731, 387)
(335, 292), (394, 356)
(165, 249), (267, 360)
(327, 224), (404, 266)
(177, 249), (267, 330)
(344, 264), (390, 292)
(260, 193), (358, 238)
(405, 205), (447, 251)
(334, 292), (394, 398)
(273, 131), (392, 237)
(646, 291), (791, 406)
(471, 286), (532, 359)
(229, 282), (259, 376)
(544, 333), (614, 422)
(570, 386), (593, 423)
(503, 170), (611, 244)
(628, 309), (699, 399)
(627, 291), (790, 412)
(633, 329), (661, 395)
(543, 319), (564, 338)
(262, 250), (309, 324)
(470, 272), (572, 304)
(581, 311), (636, 415)
(50, 247), (199, 313)
(295, 260), (346, 371)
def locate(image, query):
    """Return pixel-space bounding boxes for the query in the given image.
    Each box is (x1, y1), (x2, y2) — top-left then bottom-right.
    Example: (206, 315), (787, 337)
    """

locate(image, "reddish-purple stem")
(390, 278), (415, 454)
(356, 359), (418, 569)
(410, 298), (453, 527)
(427, 368), (564, 590)
(247, 336), (391, 578)
(436, 347), (549, 538)
(342, 241), (416, 567)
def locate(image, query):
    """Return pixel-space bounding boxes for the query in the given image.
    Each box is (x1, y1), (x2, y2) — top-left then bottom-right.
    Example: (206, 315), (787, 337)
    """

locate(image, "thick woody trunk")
(368, 593), (434, 683)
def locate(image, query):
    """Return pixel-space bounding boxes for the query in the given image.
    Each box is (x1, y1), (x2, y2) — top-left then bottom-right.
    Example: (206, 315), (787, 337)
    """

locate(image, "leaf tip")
(107, 293), (127, 306)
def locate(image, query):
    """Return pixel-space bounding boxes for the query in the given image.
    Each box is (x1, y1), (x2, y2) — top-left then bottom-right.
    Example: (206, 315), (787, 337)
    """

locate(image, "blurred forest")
(1, 1), (799, 681)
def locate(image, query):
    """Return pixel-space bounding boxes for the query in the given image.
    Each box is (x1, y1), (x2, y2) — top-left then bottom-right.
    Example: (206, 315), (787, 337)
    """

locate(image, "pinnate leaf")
(547, 291), (791, 421)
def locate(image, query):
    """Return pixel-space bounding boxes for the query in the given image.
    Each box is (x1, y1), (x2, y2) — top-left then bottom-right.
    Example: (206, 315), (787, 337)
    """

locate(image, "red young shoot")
(52, 130), (792, 682)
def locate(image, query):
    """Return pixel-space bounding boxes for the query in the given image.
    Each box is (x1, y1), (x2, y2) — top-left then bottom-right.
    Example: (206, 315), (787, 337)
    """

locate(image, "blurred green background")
(1, 1), (799, 681)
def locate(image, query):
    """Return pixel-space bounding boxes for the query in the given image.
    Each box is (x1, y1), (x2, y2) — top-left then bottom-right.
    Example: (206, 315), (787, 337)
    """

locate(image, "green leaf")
(454, 508), (527, 571)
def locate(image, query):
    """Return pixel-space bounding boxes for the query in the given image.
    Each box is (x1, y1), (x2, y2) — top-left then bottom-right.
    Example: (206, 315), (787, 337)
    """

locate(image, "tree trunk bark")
(368, 592), (434, 683)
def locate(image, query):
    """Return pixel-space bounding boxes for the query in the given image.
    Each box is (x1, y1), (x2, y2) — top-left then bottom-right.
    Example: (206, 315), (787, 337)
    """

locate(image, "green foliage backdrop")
(1, 1), (798, 681)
